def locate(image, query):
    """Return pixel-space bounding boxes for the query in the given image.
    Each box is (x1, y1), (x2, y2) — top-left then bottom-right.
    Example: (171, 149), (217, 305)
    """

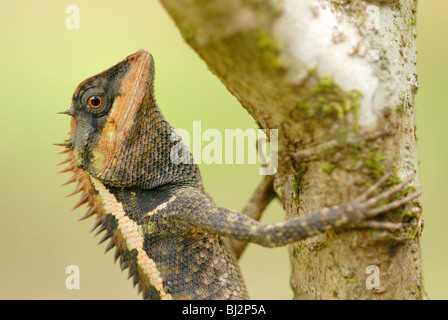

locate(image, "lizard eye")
(81, 88), (109, 116)
(87, 95), (103, 109)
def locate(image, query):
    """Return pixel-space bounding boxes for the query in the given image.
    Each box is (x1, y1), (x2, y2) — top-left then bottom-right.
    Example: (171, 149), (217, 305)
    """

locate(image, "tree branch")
(159, 0), (425, 300)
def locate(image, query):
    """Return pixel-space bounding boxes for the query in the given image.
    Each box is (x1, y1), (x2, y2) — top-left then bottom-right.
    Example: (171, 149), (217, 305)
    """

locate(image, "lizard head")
(59, 49), (201, 190)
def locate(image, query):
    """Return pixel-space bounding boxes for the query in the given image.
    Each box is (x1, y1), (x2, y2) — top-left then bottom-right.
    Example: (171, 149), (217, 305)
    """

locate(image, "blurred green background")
(0, 1), (445, 299)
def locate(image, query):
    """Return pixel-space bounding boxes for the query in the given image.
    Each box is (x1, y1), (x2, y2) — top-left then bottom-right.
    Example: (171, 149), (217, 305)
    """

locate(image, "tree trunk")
(158, 0), (425, 300)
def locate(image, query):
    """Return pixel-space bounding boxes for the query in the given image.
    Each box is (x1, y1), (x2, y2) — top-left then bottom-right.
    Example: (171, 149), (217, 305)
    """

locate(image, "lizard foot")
(343, 172), (423, 229)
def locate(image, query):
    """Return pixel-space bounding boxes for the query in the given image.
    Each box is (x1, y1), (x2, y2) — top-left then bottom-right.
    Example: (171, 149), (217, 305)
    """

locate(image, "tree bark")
(159, 0), (425, 300)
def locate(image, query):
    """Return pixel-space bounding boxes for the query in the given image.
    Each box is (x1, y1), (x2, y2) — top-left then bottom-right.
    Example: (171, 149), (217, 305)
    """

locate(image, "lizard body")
(58, 50), (422, 300)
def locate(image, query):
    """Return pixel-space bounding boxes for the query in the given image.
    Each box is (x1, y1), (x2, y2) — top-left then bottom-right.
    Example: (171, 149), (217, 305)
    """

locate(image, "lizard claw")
(354, 172), (422, 220)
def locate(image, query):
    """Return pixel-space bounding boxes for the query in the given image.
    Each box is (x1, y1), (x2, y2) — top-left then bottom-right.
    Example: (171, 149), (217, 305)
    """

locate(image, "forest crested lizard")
(57, 49), (422, 300)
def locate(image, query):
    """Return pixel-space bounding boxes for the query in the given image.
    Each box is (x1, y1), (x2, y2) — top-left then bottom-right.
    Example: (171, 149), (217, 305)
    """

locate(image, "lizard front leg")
(172, 173), (422, 248)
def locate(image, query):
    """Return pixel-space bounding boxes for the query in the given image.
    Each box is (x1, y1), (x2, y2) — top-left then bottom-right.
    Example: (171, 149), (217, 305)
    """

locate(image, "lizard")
(57, 49), (423, 300)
